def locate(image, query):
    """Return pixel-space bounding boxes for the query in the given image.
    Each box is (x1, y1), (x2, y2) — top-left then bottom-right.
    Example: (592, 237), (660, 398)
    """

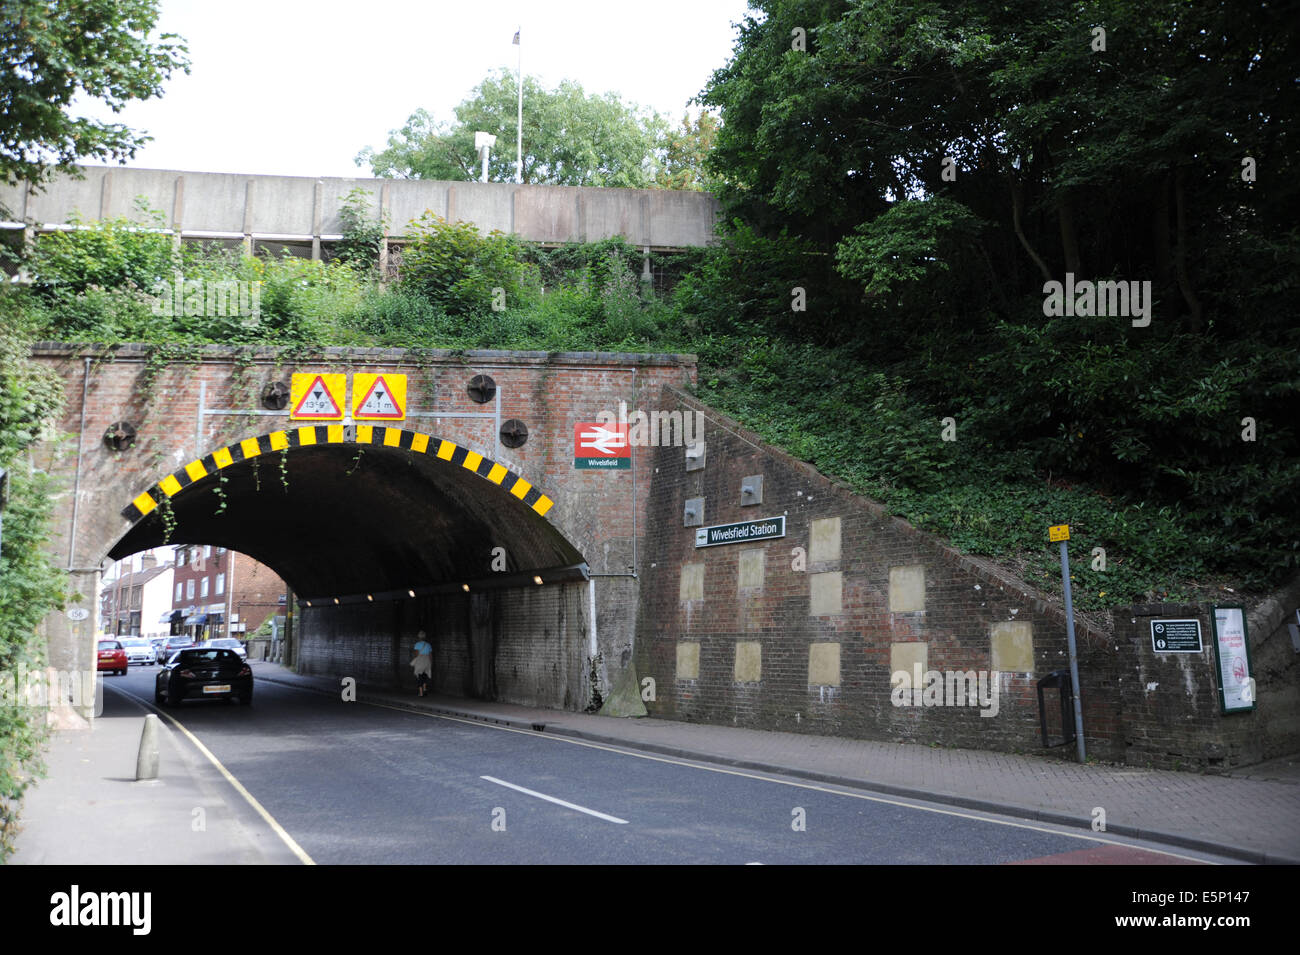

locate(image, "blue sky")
(73, 0), (754, 179)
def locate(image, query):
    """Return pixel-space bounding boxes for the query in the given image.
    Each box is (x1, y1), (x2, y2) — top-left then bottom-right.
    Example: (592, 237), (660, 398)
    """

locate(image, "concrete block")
(679, 563), (704, 602)
(808, 642), (840, 686)
(810, 571), (842, 615)
(991, 620), (1035, 672)
(889, 564), (926, 612)
(734, 641), (762, 682)
(809, 517), (841, 563)
(891, 641), (928, 678)
(676, 642), (700, 681)
(738, 548), (765, 589)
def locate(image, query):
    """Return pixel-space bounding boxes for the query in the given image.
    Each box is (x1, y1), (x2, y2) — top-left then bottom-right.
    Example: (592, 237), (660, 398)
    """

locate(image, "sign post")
(1050, 524), (1087, 763)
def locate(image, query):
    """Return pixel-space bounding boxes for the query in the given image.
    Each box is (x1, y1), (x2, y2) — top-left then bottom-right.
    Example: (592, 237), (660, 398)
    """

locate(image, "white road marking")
(110, 684), (316, 865)
(480, 775), (628, 824)
(270, 679), (1216, 864)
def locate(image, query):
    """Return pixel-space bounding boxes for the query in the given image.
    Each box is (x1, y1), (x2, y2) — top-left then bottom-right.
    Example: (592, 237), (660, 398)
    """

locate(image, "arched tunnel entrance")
(108, 426), (593, 707)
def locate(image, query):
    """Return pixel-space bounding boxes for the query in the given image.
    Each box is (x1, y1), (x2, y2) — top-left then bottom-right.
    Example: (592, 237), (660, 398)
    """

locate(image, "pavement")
(11, 660), (1300, 865)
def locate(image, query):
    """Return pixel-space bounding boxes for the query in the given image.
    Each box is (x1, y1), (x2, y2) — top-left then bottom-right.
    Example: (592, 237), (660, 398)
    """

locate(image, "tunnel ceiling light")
(408, 589), (415, 597)
(367, 594), (373, 601)
(462, 584), (470, 592)
(333, 597), (339, 605)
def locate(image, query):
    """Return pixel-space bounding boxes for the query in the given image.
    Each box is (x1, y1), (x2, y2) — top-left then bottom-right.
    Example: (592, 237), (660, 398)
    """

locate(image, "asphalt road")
(106, 662), (1223, 865)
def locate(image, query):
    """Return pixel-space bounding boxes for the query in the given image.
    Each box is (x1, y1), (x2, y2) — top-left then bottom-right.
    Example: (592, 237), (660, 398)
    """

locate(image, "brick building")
(169, 545), (286, 640)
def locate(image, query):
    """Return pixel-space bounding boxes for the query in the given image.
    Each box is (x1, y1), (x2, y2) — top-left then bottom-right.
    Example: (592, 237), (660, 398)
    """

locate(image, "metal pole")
(1059, 540), (1087, 762)
(283, 586), (295, 670)
(516, 26), (523, 184)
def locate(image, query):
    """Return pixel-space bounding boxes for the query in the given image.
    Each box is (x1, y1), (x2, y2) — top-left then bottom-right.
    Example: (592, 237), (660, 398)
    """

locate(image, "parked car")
(155, 635), (194, 664)
(155, 648), (253, 706)
(97, 640), (127, 676)
(121, 638), (156, 666)
(203, 637), (248, 661)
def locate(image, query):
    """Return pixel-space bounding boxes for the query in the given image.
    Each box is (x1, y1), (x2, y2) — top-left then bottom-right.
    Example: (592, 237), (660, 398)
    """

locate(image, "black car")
(155, 648), (252, 706)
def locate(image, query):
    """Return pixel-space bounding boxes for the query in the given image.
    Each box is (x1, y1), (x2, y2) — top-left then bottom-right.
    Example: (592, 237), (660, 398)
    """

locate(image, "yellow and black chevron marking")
(120, 425), (554, 524)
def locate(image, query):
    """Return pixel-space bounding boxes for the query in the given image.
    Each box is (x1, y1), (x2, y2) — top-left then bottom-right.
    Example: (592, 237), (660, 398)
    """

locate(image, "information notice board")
(1211, 605), (1255, 714)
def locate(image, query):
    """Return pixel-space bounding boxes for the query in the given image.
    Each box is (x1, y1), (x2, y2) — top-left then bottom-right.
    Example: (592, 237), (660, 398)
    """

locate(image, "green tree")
(655, 111), (721, 191)
(694, 0), (1300, 584)
(397, 212), (537, 318)
(0, 0), (189, 192)
(357, 69), (669, 188)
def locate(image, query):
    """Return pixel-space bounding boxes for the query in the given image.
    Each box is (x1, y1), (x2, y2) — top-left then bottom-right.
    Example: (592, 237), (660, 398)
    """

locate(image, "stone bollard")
(135, 713), (160, 781)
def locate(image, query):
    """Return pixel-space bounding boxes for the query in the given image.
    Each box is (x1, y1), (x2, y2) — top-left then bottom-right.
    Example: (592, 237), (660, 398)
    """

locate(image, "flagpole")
(515, 25), (523, 184)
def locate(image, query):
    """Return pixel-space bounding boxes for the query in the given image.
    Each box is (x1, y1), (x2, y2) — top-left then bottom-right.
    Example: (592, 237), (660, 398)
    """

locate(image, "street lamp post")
(513, 27), (522, 184)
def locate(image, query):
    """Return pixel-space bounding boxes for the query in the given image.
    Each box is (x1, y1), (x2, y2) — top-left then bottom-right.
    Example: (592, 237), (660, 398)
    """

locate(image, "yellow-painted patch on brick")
(510, 479), (532, 500)
(240, 437), (261, 459)
(808, 642), (841, 686)
(269, 430), (289, 451)
(676, 642), (700, 681)
(326, 425), (344, 444)
(132, 492), (158, 516)
(159, 475), (182, 497)
(462, 450), (483, 472)
(357, 425), (374, 444)
(213, 447), (234, 469)
(297, 427), (317, 446)
(436, 440), (455, 461)
(411, 433), (430, 454)
(184, 460), (207, 483)
(533, 496), (553, 516)
(487, 463), (508, 484)
(383, 427), (401, 447)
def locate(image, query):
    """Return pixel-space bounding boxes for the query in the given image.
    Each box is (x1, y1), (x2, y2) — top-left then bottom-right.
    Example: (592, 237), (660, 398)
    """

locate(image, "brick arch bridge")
(32, 341), (1280, 769)
(37, 342), (693, 714)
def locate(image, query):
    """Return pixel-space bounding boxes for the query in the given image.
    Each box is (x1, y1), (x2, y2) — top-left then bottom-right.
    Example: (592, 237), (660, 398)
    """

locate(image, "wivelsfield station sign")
(694, 516), (786, 548)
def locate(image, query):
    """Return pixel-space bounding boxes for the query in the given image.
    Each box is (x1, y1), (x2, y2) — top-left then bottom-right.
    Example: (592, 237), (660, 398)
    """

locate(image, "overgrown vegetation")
(0, 307), (66, 860)
(6, 0), (1298, 626)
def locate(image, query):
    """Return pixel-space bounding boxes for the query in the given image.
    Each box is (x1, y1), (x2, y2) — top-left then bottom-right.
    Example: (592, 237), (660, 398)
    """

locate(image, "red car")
(97, 639), (127, 676)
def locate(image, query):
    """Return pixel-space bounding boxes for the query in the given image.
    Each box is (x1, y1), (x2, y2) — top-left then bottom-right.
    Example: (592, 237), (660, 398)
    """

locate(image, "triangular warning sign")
(292, 375), (343, 419)
(355, 374), (403, 419)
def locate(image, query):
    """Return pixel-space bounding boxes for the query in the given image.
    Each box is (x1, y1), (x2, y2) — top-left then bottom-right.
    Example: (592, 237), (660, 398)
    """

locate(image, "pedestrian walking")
(410, 630), (433, 697)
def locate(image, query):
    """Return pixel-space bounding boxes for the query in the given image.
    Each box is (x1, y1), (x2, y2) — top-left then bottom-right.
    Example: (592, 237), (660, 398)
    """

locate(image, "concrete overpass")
(0, 166), (720, 272)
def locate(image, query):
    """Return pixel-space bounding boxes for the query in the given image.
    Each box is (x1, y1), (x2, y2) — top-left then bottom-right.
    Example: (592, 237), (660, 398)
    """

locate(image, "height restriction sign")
(290, 373), (345, 420)
(352, 373), (406, 421)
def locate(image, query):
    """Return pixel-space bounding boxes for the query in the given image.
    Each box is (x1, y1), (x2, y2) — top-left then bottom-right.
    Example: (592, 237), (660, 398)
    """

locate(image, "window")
(216, 573), (225, 596)
(177, 549), (186, 567)
(176, 582), (183, 602)
(186, 579), (195, 600)
(201, 577), (209, 598)
(217, 547), (226, 554)
(204, 545), (212, 559)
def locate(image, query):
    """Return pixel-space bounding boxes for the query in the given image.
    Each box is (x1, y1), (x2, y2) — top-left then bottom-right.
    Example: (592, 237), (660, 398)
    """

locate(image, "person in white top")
(410, 630), (433, 697)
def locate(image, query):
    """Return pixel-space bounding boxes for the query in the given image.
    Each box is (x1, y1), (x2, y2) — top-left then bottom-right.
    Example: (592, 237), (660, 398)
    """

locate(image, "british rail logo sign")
(574, 423), (630, 470)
